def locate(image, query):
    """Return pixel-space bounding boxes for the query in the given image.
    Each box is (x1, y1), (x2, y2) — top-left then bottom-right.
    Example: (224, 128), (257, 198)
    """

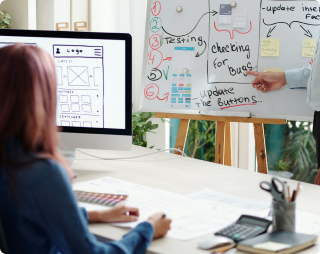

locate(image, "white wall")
(89, 0), (131, 33)
(0, 0), (36, 29)
(146, 118), (170, 150)
(238, 123), (256, 172)
(71, 0), (88, 31)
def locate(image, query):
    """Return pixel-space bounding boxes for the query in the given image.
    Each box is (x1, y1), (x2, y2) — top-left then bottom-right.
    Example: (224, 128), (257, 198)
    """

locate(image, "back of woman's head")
(0, 45), (69, 174)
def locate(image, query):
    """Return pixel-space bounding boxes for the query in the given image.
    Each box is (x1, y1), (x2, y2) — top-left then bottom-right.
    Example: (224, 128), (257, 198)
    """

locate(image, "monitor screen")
(0, 29), (132, 137)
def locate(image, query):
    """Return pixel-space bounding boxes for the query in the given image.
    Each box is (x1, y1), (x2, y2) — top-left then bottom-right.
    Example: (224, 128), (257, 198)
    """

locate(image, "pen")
(287, 186), (291, 202)
(291, 190), (296, 202)
(293, 182), (300, 202)
(211, 243), (235, 254)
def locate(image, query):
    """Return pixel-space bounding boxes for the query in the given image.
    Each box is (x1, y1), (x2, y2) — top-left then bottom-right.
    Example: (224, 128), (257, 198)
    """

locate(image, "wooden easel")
(155, 113), (286, 174)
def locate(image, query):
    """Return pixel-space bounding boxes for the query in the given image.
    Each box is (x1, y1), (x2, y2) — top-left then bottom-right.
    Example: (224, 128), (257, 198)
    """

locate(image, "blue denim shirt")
(0, 139), (153, 254)
(284, 32), (320, 111)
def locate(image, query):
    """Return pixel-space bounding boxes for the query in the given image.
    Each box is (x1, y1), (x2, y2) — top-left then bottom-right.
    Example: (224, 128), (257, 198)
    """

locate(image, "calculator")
(215, 215), (272, 242)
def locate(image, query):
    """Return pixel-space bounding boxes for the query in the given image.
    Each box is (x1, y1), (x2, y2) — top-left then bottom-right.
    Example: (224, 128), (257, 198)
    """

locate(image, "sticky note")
(261, 38), (280, 57)
(302, 39), (317, 58)
(264, 68), (282, 72)
(253, 242), (291, 251)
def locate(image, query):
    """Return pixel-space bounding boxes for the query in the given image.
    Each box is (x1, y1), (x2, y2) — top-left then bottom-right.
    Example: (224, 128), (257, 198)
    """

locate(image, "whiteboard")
(141, 0), (320, 121)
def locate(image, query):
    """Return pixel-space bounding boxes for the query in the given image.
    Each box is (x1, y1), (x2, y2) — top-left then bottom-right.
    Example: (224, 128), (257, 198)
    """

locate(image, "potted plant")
(132, 112), (159, 148)
(0, 10), (11, 28)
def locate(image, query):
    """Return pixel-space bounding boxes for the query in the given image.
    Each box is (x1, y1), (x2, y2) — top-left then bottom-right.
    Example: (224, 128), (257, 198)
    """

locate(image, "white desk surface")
(73, 145), (320, 254)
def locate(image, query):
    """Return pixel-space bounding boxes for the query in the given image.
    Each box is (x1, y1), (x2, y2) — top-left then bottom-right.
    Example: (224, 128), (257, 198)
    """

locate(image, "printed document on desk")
(296, 211), (320, 235)
(186, 188), (270, 211)
(73, 177), (259, 241)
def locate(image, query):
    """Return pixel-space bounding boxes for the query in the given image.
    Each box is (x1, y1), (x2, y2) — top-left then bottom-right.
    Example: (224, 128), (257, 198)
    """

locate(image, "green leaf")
(150, 124), (158, 130)
(136, 122), (147, 127)
(142, 112), (151, 118)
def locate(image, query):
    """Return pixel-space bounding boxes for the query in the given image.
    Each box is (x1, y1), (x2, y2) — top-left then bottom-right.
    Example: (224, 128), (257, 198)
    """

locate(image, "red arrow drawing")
(163, 57), (172, 61)
(157, 93), (169, 102)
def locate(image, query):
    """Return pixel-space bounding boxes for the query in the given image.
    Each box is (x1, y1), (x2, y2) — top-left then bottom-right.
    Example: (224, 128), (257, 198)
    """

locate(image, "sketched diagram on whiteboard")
(144, 0), (262, 113)
(157, 0), (260, 85)
(54, 45), (104, 128)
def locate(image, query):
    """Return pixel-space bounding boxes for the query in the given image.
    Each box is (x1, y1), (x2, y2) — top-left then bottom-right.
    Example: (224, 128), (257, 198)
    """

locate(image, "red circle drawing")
(148, 50), (163, 69)
(151, 1), (161, 16)
(144, 84), (159, 100)
(149, 34), (163, 50)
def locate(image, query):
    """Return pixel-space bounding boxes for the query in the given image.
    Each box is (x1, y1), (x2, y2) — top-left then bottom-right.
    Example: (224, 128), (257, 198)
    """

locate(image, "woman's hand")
(147, 212), (172, 239)
(88, 204), (139, 223)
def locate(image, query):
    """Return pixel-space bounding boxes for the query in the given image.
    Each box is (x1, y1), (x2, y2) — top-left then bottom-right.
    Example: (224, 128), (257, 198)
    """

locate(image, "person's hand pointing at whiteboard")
(246, 71), (287, 93)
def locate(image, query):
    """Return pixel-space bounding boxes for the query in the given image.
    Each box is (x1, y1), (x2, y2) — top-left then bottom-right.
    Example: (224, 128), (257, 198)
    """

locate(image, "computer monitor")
(0, 29), (132, 160)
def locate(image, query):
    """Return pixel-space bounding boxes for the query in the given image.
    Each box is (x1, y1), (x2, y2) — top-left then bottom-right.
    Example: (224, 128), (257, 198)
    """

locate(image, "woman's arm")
(87, 204), (139, 223)
(30, 160), (153, 254)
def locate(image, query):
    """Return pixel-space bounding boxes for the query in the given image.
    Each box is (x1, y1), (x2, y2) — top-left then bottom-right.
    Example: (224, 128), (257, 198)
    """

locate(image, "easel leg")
(215, 121), (226, 164)
(224, 122), (232, 167)
(253, 123), (268, 174)
(174, 119), (190, 155)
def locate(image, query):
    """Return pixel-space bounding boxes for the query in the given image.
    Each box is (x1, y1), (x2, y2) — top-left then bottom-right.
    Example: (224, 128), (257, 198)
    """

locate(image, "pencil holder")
(271, 200), (296, 232)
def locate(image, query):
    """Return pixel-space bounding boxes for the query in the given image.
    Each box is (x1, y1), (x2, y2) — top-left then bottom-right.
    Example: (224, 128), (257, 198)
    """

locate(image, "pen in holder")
(271, 200), (296, 232)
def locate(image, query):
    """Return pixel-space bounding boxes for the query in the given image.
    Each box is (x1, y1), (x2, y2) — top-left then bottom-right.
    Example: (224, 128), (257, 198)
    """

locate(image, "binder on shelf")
(74, 21), (87, 31)
(56, 22), (69, 31)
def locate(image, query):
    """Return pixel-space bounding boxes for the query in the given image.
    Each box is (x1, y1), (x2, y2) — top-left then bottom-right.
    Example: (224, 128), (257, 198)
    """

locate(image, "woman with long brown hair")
(0, 44), (171, 254)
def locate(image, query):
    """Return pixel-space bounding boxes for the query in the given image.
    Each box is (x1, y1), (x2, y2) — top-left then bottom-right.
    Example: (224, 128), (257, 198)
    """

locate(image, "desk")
(73, 145), (320, 254)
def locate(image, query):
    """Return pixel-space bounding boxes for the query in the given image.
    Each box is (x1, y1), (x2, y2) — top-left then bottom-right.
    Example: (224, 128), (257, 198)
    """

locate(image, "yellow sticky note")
(261, 38), (280, 57)
(264, 68), (282, 72)
(254, 242), (291, 252)
(302, 39), (317, 58)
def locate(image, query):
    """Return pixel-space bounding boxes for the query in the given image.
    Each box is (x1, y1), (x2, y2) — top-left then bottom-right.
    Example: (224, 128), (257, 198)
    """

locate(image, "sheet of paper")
(302, 39), (317, 58)
(167, 201), (257, 241)
(233, 6), (248, 28)
(253, 242), (291, 251)
(264, 68), (282, 72)
(170, 73), (192, 109)
(79, 202), (110, 212)
(296, 211), (320, 235)
(186, 188), (269, 211)
(219, 4), (232, 24)
(173, 47), (195, 70)
(73, 177), (154, 200)
(261, 38), (280, 57)
(74, 177), (229, 240)
(74, 177), (262, 241)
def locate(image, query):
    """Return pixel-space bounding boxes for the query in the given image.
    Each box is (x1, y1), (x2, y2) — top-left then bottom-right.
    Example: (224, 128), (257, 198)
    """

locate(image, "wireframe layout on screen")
(0, 33), (128, 131)
(54, 45), (105, 128)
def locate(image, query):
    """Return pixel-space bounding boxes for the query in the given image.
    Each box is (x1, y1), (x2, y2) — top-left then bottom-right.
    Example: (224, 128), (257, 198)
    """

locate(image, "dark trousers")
(313, 111), (320, 169)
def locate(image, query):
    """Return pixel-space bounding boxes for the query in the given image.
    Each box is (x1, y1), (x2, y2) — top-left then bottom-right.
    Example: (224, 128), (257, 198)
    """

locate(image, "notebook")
(237, 231), (317, 254)
(74, 191), (128, 207)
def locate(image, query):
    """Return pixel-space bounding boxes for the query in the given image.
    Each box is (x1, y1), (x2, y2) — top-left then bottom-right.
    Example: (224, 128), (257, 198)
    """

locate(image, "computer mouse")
(197, 235), (234, 250)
